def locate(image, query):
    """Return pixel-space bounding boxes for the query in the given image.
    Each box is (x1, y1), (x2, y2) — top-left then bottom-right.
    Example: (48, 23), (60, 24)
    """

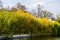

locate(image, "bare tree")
(41, 10), (53, 18)
(37, 4), (41, 17)
(16, 3), (21, 9)
(10, 7), (17, 11)
(31, 4), (42, 17)
(56, 13), (60, 23)
(16, 3), (25, 10)
(31, 9), (37, 16)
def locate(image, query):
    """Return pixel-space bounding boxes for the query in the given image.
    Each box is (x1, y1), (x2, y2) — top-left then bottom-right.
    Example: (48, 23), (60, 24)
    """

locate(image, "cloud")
(30, 0), (37, 3)
(39, 1), (44, 5)
(26, 1), (44, 9)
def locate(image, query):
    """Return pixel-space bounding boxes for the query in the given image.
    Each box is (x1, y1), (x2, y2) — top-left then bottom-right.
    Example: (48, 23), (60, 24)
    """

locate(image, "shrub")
(53, 21), (60, 35)
(37, 18), (54, 35)
(0, 10), (40, 36)
(0, 10), (60, 36)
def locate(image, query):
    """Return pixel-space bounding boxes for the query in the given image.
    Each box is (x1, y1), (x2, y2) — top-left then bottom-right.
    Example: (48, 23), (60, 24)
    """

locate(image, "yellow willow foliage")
(53, 21), (60, 27)
(0, 10), (56, 35)
(16, 10), (37, 21)
(13, 10), (39, 33)
(36, 18), (54, 33)
(15, 10), (53, 28)
(37, 18), (54, 28)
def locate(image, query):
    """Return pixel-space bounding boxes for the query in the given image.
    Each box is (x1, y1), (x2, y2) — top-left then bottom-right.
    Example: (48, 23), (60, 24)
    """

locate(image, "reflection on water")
(52, 37), (60, 40)
(29, 36), (53, 40)
(29, 37), (60, 40)
(1, 36), (60, 40)
(12, 36), (60, 40)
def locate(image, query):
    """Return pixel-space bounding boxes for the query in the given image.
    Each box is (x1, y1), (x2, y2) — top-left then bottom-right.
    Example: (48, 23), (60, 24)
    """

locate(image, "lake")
(0, 35), (60, 40)
(12, 36), (60, 40)
(28, 36), (60, 40)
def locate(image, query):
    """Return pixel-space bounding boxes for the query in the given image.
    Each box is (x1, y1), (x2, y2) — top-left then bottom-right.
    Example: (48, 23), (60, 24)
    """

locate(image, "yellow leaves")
(17, 10), (24, 14)
(53, 21), (60, 27)
(16, 10), (36, 21)
(37, 18), (53, 28)
(15, 10), (54, 28)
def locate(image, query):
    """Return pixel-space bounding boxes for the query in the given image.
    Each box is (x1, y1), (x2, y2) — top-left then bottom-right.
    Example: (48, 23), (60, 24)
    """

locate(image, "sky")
(1, 0), (60, 17)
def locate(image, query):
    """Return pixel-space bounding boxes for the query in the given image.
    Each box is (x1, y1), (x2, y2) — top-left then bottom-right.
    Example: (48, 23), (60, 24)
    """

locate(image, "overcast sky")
(1, 0), (60, 16)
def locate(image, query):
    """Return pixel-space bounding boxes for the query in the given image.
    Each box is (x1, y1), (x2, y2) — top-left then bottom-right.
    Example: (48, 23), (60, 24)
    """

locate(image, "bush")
(53, 21), (60, 35)
(37, 18), (54, 35)
(0, 10), (40, 36)
(0, 10), (60, 36)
